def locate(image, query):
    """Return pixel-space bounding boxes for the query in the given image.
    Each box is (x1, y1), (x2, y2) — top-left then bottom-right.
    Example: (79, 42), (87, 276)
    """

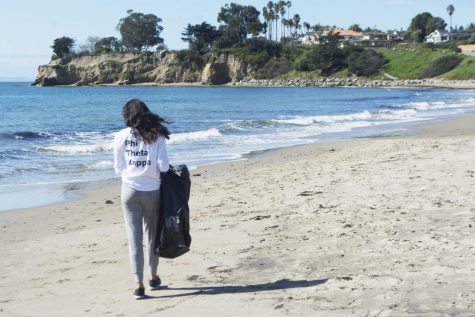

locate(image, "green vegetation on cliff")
(216, 42), (475, 81)
(376, 47), (475, 79)
(442, 57), (475, 80)
(377, 48), (453, 78)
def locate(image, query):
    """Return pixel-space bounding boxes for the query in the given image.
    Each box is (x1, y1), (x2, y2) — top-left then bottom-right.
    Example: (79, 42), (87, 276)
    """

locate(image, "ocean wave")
(335, 95), (404, 102)
(0, 149), (32, 160)
(385, 97), (475, 111)
(72, 131), (116, 138)
(217, 108), (421, 133)
(37, 142), (114, 154)
(169, 128), (221, 143)
(81, 160), (114, 170)
(0, 131), (58, 140)
(407, 101), (449, 110)
(274, 111), (373, 126)
(220, 119), (279, 132)
(0, 130), (116, 143)
(215, 120), (379, 148)
(461, 97), (475, 104)
(374, 109), (418, 120)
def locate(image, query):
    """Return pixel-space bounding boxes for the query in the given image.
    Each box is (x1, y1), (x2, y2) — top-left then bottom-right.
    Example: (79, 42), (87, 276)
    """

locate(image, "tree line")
(52, 2), (475, 59)
(52, 9), (167, 58)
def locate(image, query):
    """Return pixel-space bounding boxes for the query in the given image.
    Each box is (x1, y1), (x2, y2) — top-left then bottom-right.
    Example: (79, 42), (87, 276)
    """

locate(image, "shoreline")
(1, 110), (473, 214)
(1, 112), (475, 315)
(2, 112), (475, 215)
(231, 78), (475, 89)
(34, 78), (475, 89)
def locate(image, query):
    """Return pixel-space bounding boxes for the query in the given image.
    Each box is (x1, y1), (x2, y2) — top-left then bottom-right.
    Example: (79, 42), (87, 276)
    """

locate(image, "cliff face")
(33, 52), (255, 86)
(201, 54), (257, 85)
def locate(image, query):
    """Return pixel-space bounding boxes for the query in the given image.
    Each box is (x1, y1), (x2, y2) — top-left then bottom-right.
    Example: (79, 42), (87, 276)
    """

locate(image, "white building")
(425, 29), (450, 43)
(300, 29), (400, 47)
(301, 32), (319, 45)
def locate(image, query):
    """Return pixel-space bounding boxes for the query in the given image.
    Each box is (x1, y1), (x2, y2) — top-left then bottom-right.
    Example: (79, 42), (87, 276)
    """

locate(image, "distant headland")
(33, 2), (475, 87)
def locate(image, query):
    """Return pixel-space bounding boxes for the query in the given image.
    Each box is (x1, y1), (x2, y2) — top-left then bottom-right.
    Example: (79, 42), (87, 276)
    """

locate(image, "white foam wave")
(273, 108), (422, 127)
(403, 101), (432, 110)
(397, 98), (475, 111)
(85, 160), (114, 170)
(38, 142), (113, 154)
(220, 119), (278, 132)
(464, 97), (475, 103)
(170, 128), (221, 143)
(275, 111), (373, 126)
(375, 109), (418, 120)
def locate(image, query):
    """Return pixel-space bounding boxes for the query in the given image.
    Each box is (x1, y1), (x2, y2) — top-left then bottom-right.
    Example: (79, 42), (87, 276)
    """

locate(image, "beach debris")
(274, 304), (284, 309)
(315, 203), (336, 210)
(192, 173), (202, 177)
(186, 275), (200, 281)
(105, 200), (113, 204)
(298, 190), (323, 196)
(250, 215), (271, 220)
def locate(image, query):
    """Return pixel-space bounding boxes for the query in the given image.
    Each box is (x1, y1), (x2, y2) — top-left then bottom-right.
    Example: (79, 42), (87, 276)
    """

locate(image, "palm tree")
(312, 23), (323, 32)
(349, 23), (362, 32)
(303, 22), (311, 33)
(447, 4), (455, 32)
(273, 1), (280, 41)
(262, 7), (270, 41)
(286, 1), (292, 35)
(272, 1), (285, 42)
(288, 19), (295, 36)
(282, 18), (290, 38)
(266, 1), (275, 41)
(278, 0), (287, 40)
(293, 14), (301, 36)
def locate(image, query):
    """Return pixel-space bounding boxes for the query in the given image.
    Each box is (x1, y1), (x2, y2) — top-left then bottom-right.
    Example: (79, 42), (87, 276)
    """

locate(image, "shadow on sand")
(147, 278), (328, 299)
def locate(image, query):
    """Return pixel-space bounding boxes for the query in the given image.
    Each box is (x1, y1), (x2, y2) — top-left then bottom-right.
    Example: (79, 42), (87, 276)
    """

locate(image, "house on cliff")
(300, 29), (402, 47)
(425, 29), (468, 43)
(300, 29), (363, 46)
(301, 32), (318, 45)
(425, 30), (450, 43)
(356, 30), (403, 47)
(329, 29), (364, 44)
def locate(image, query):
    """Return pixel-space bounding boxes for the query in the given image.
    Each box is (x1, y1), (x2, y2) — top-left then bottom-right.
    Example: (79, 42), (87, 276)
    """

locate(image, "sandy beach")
(1, 115), (475, 316)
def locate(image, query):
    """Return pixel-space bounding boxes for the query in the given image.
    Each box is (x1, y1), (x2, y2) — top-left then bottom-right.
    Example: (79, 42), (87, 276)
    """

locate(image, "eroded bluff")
(33, 52), (256, 86)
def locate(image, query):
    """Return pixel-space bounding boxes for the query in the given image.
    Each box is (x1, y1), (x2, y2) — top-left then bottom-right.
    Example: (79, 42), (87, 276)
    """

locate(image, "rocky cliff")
(33, 52), (256, 86)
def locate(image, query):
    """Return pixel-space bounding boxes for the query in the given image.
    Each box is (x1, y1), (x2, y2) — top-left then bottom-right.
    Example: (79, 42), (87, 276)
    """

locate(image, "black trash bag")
(155, 164), (192, 259)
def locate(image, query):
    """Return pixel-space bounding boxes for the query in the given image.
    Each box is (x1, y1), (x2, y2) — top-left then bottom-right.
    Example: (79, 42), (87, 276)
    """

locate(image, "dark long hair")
(122, 99), (170, 143)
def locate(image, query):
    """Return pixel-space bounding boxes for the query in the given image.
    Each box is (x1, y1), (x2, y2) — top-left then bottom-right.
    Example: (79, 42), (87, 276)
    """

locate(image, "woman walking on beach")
(113, 99), (170, 299)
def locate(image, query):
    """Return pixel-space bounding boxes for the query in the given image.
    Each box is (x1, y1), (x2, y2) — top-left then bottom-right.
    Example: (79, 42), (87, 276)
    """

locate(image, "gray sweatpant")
(121, 183), (160, 283)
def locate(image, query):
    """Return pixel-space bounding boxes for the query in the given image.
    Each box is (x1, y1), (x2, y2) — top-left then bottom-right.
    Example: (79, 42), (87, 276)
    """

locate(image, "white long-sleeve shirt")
(113, 127), (169, 191)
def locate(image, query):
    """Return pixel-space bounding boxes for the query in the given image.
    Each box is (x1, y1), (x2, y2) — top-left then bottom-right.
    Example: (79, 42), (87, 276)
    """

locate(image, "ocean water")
(1, 82), (474, 211)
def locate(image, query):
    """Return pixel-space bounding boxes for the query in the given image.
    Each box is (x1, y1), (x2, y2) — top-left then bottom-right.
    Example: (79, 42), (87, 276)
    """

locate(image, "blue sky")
(1, 0), (473, 79)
